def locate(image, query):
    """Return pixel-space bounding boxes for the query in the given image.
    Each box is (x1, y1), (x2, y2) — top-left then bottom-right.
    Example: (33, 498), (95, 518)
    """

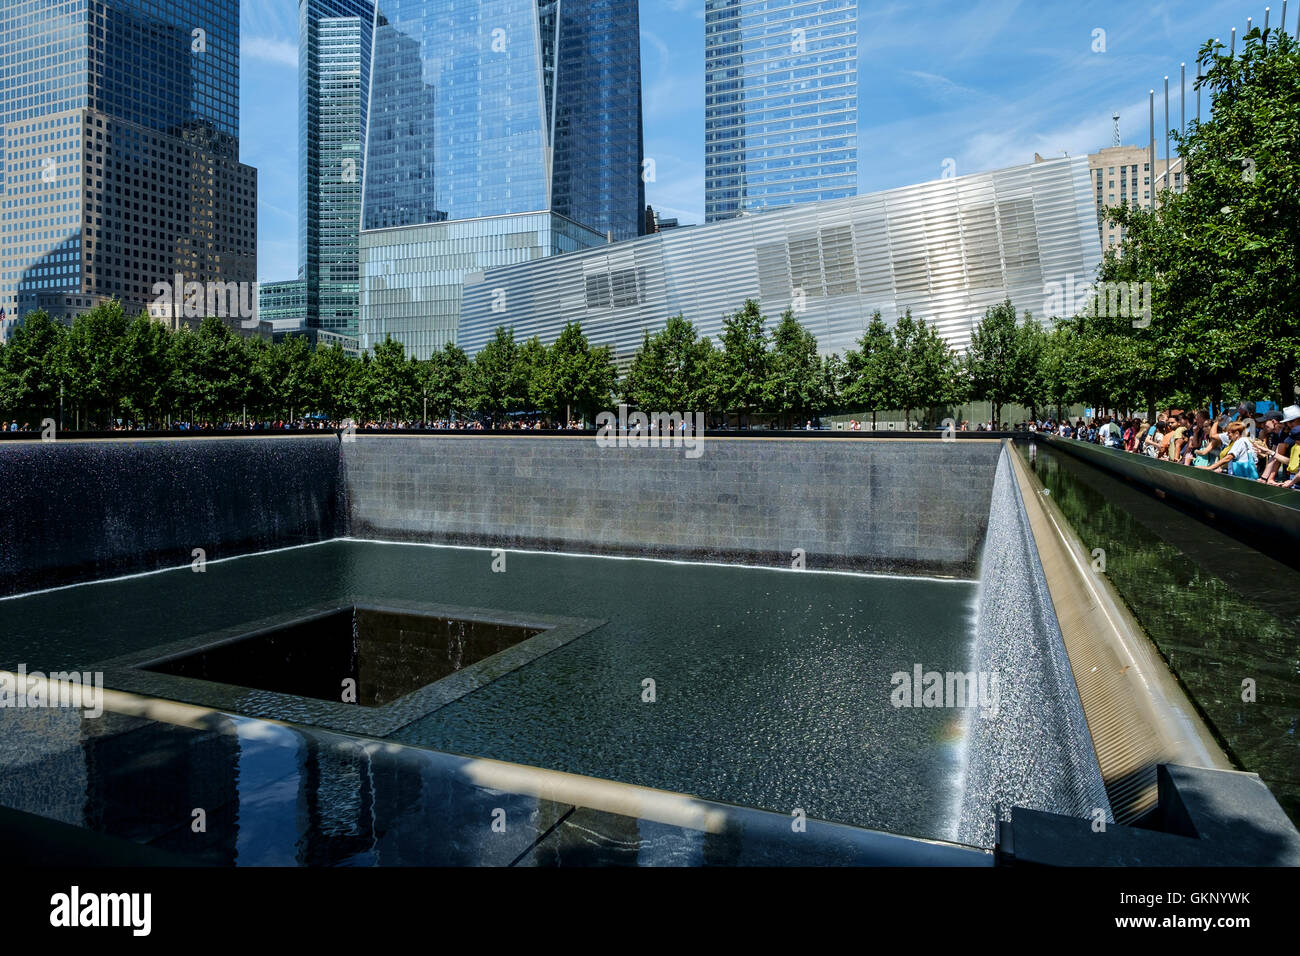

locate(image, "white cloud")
(242, 36), (297, 69)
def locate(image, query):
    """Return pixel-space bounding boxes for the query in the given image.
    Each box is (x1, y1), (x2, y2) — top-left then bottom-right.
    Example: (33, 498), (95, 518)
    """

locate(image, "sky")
(239, 0), (1270, 283)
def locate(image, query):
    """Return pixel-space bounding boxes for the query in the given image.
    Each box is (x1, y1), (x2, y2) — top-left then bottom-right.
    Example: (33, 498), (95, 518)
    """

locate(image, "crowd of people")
(1030, 402), (1300, 488)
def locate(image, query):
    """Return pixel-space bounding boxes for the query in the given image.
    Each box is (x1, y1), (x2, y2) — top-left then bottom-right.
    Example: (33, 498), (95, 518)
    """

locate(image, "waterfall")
(955, 446), (1112, 848)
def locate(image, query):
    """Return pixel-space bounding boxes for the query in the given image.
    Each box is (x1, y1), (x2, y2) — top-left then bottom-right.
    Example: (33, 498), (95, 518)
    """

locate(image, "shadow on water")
(1015, 441), (1300, 826)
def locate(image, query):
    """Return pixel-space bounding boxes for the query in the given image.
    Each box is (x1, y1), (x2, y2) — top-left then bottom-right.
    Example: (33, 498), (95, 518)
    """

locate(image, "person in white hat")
(1260, 404), (1300, 484)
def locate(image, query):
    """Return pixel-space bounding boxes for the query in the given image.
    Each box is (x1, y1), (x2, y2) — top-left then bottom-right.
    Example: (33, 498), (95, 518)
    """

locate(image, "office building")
(0, 0), (256, 339)
(299, 0), (374, 339)
(355, 0), (645, 359)
(705, 0), (857, 223)
(1085, 145), (1185, 254)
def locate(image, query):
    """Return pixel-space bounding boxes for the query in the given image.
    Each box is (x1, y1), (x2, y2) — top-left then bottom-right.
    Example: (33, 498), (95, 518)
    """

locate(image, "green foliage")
(0, 310), (64, 424)
(624, 315), (715, 412)
(766, 309), (825, 427)
(370, 336), (415, 419)
(469, 326), (526, 425)
(842, 312), (897, 427)
(714, 299), (771, 418)
(889, 310), (963, 427)
(1092, 27), (1300, 408)
(122, 312), (175, 424)
(544, 322), (617, 423)
(310, 343), (353, 421)
(964, 300), (1032, 426)
(421, 341), (471, 419)
(61, 301), (130, 427)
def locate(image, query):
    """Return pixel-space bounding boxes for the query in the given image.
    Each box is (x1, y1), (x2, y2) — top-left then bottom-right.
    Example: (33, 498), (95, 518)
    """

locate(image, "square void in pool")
(141, 606), (543, 707)
(95, 597), (605, 737)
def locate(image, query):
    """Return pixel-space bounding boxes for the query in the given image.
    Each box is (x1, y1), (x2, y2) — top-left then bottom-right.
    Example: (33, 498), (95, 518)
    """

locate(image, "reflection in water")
(1016, 441), (1300, 823)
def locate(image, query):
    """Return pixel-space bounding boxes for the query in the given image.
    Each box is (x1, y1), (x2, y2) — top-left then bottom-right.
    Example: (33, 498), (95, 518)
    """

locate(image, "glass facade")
(0, 0), (253, 338)
(705, 0), (858, 223)
(360, 212), (604, 358)
(350, 0), (644, 358)
(550, 0), (646, 243)
(258, 278), (307, 326)
(299, 0), (374, 338)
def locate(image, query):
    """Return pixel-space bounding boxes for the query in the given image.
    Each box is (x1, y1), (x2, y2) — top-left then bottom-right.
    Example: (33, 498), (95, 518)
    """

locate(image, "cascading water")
(0, 436), (345, 596)
(956, 448), (1112, 848)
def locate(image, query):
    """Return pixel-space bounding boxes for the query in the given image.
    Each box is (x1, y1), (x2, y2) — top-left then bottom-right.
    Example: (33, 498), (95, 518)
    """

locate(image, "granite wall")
(341, 436), (1004, 576)
(0, 434), (1003, 595)
(0, 436), (344, 596)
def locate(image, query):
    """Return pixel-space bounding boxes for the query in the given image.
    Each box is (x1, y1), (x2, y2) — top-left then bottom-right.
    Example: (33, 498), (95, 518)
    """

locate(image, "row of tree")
(0, 306), (618, 428)
(0, 297), (963, 428)
(0, 290), (1090, 431)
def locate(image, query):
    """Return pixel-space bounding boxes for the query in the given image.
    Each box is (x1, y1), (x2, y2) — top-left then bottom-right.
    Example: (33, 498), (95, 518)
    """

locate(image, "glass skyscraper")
(299, 0), (373, 339)
(351, 0), (644, 359)
(705, 0), (858, 223)
(0, 0), (256, 337)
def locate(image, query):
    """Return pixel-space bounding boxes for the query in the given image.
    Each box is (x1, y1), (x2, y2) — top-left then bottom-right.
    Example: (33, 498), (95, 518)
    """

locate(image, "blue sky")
(239, 0), (1268, 282)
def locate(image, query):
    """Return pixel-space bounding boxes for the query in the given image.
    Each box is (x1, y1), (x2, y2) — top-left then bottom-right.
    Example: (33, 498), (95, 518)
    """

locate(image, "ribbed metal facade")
(460, 157), (1102, 360)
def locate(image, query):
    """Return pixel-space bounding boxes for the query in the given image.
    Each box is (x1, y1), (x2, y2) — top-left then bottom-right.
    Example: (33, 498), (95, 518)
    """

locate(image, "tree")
(122, 313), (175, 426)
(1104, 27), (1300, 407)
(62, 301), (130, 428)
(1039, 323), (1076, 420)
(819, 353), (846, 419)
(545, 322), (617, 424)
(766, 309), (824, 428)
(421, 341), (471, 420)
(469, 326), (526, 425)
(513, 335), (548, 419)
(1011, 314), (1048, 421)
(892, 310), (960, 429)
(714, 299), (770, 424)
(965, 300), (1028, 427)
(187, 317), (249, 421)
(311, 343), (354, 421)
(842, 311), (897, 428)
(346, 351), (375, 423)
(369, 336), (415, 420)
(0, 310), (65, 426)
(624, 315), (715, 412)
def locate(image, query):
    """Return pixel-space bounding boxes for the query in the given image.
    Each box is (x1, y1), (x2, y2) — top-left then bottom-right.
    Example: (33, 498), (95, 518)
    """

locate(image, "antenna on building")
(1112, 112), (1121, 147)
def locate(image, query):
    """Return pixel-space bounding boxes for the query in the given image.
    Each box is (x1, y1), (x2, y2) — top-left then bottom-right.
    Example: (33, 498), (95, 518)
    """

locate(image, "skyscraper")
(705, 0), (858, 223)
(0, 0), (257, 338)
(355, 0), (645, 359)
(299, 0), (374, 340)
